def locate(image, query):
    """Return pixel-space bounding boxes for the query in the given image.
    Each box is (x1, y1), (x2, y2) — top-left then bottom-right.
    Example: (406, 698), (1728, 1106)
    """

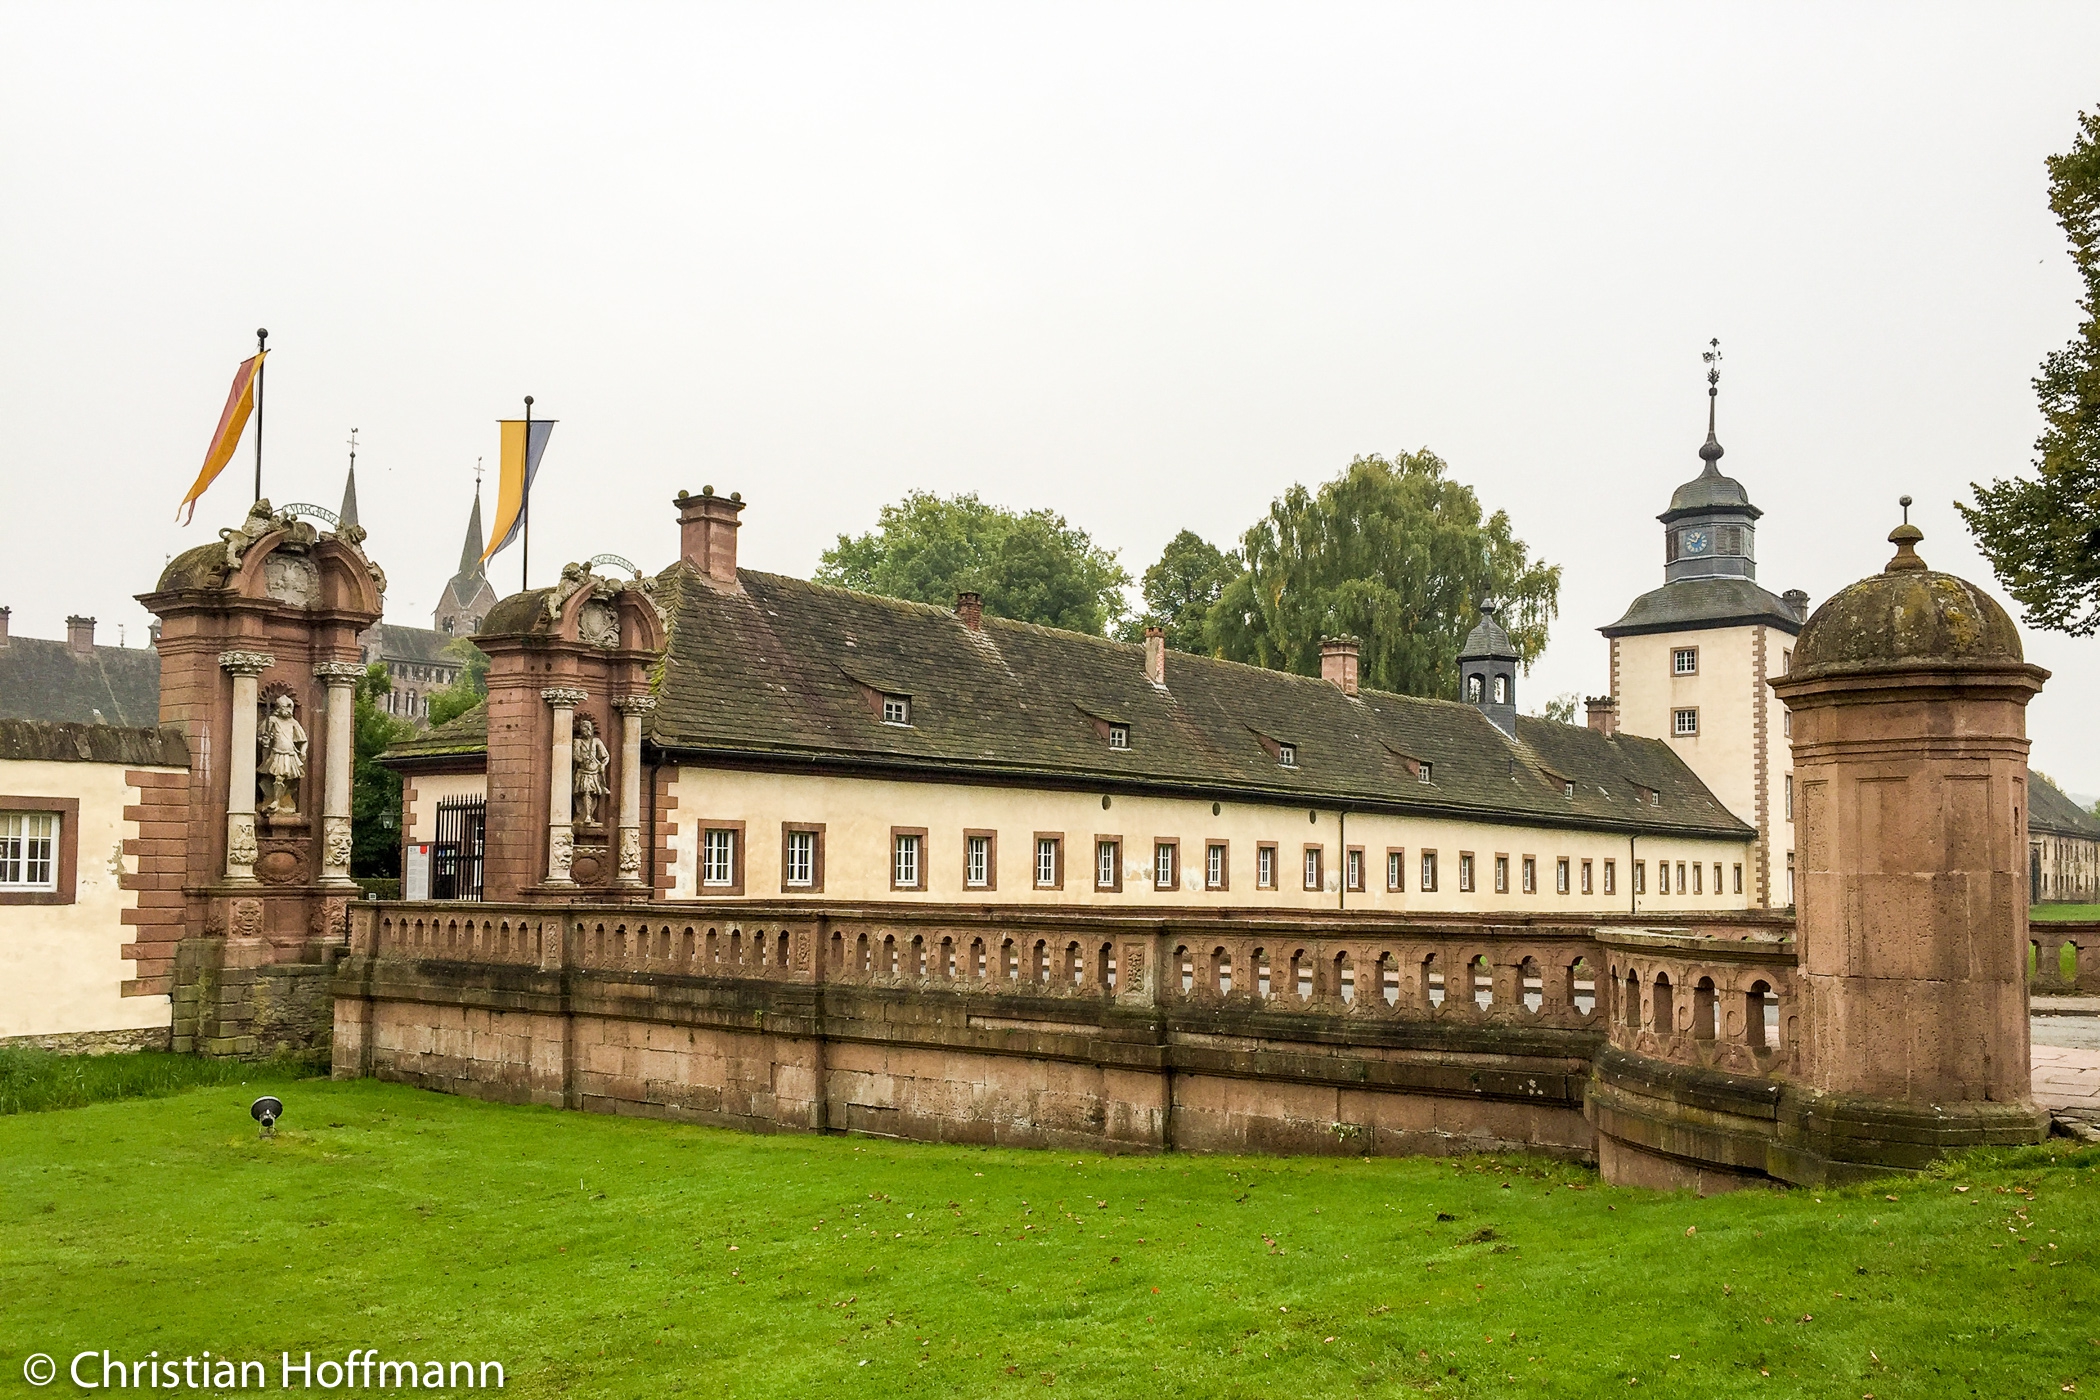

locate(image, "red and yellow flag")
(177, 351), (267, 524)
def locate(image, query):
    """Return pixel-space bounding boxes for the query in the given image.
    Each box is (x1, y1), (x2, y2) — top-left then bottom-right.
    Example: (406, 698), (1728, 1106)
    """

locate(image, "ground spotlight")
(251, 1096), (284, 1138)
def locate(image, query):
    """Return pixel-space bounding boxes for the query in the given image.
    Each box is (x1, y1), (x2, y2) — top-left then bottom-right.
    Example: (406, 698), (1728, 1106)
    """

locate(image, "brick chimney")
(1784, 588), (1810, 622)
(1320, 634), (1360, 697)
(955, 591), (983, 631)
(65, 615), (95, 656)
(1144, 626), (1166, 687)
(675, 487), (745, 589)
(1585, 694), (1618, 736)
(0, 607), (9, 649)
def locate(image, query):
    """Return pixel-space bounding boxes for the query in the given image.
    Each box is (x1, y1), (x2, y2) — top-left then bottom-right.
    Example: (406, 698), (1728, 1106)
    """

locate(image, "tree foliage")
(1121, 529), (1240, 650)
(351, 662), (413, 878)
(816, 491), (1132, 636)
(1959, 109), (2100, 635)
(1210, 451), (1561, 698)
(425, 638), (490, 730)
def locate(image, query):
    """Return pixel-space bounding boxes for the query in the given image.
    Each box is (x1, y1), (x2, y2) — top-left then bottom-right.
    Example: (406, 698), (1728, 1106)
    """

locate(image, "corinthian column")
(542, 687), (587, 885)
(612, 694), (657, 889)
(219, 650), (274, 883)
(314, 661), (365, 888)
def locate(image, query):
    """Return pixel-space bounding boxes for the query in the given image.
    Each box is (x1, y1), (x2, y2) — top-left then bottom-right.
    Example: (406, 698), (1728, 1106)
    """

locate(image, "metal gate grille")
(432, 796), (486, 901)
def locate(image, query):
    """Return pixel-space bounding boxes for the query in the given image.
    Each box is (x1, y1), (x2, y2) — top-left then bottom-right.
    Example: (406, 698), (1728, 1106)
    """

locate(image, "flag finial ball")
(524, 395), (534, 407)
(702, 485), (715, 497)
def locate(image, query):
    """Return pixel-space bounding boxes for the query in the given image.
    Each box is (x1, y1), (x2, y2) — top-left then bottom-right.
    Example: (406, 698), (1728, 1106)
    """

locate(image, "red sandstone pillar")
(1770, 519), (2050, 1174)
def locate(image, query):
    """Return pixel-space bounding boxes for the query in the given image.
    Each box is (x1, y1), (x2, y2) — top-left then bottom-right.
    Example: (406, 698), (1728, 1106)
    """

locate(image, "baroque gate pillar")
(1769, 516), (2051, 1178)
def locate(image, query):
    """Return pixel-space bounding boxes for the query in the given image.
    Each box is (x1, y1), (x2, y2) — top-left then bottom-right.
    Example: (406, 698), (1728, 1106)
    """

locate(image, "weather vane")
(1702, 337), (1722, 393)
(474, 456), (484, 489)
(347, 427), (359, 469)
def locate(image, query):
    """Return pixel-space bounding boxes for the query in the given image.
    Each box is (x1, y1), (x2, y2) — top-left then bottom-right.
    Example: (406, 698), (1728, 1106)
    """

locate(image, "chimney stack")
(1783, 588), (1810, 622)
(955, 591), (983, 631)
(1143, 626), (1166, 687)
(0, 607), (10, 649)
(65, 615), (95, 657)
(1320, 634), (1360, 697)
(675, 487), (745, 589)
(1585, 695), (1618, 736)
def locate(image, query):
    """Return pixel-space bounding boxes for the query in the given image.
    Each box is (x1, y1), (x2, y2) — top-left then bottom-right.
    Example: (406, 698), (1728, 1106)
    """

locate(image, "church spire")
(457, 462), (486, 580)
(338, 428), (361, 529)
(1698, 338), (1724, 474)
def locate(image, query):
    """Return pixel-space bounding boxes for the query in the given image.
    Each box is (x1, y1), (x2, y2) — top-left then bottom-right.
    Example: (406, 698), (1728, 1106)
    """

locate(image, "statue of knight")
(573, 715), (610, 827)
(257, 694), (308, 816)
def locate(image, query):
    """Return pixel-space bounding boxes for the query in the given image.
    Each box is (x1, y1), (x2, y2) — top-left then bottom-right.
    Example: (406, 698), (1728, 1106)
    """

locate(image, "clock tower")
(1600, 348), (1808, 908)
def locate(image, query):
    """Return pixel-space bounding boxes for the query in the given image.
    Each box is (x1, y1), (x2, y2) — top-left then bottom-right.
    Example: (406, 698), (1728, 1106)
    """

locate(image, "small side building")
(2031, 772), (2100, 904)
(0, 719), (189, 1051)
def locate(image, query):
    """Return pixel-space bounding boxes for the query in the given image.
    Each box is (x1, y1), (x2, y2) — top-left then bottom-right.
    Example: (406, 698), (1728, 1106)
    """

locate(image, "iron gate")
(431, 796), (486, 901)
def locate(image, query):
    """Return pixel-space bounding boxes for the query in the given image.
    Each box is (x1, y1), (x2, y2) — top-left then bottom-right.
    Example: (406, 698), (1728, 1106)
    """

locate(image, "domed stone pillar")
(1769, 518), (2051, 1177)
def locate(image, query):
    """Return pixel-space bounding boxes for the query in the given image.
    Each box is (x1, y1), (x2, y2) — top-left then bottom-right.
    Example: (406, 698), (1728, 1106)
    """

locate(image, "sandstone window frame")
(0, 799), (74, 905)
(1494, 854), (1509, 894)
(1302, 844), (1323, 892)
(1255, 842), (1277, 890)
(1556, 857), (1570, 895)
(1345, 846), (1365, 893)
(1672, 707), (1699, 736)
(1386, 847), (1406, 892)
(1521, 855), (1536, 894)
(1206, 841), (1229, 891)
(1457, 851), (1474, 892)
(890, 827), (928, 892)
(1033, 832), (1063, 890)
(1094, 836), (1123, 892)
(1153, 838), (1179, 895)
(963, 829), (997, 891)
(779, 822), (825, 894)
(1634, 860), (1647, 895)
(1672, 646), (1699, 676)
(1420, 850), (1438, 891)
(699, 821), (746, 895)
(1603, 859), (1616, 895)
(1733, 862), (1743, 895)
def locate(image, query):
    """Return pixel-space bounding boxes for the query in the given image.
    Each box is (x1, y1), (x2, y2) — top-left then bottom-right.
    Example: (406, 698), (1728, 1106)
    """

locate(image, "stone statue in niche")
(257, 694), (308, 815)
(572, 715), (610, 827)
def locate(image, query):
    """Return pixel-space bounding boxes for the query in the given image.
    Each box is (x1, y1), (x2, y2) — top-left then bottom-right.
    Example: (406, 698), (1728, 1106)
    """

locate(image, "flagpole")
(521, 394), (534, 593)
(253, 327), (269, 502)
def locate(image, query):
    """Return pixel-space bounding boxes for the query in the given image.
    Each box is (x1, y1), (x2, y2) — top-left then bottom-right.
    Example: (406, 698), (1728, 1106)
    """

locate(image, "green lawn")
(2034, 904), (2100, 922)
(3, 1074), (2096, 1399)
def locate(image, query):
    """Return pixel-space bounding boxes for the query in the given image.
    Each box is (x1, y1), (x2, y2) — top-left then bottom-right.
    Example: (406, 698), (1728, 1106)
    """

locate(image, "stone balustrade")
(2030, 921), (2100, 995)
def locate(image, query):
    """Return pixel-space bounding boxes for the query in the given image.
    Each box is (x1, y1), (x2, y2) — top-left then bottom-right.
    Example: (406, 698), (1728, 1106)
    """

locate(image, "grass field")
(3, 1072), (2096, 1399)
(2033, 904), (2100, 923)
(0, 1046), (315, 1116)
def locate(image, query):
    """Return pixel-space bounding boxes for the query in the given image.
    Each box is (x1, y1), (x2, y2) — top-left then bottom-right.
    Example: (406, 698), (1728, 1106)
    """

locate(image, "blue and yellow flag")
(482, 417), (555, 564)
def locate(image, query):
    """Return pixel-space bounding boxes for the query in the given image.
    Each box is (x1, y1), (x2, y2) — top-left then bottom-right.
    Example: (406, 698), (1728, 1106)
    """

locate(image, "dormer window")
(1418, 762), (1432, 785)
(882, 695), (911, 726)
(1563, 780), (1575, 799)
(1277, 743), (1297, 768)
(1107, 723), (1129, 750)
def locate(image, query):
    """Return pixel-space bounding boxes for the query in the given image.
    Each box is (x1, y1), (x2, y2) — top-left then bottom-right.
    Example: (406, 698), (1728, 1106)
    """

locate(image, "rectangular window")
(1494, 855), (1509, 894)
(0, 812), (58, 891)
(1786, 849), (1796, 905)
(1302, 846), (1323, 891)
(1634, 861), (1647, 895)
(1096, 838), (1122, 891)
(1206, 842), (1227, 890)
(1733, 862), (1743, 895)
(1785, 773), (1794, 821)
(702, 828), (738, 888)
(1782, 648), (1793, 675)
(881, 695), (910, 725)
(1673, 708), (1699, 736)
(1458, 852), (1474, 892)
(1420, 850), (1439, 891)
(782, 827), (821, 890)
(1713, 862), (1722, 895)
(1418, 762), (1433, 785)
(1673, 647), (1698, 675)
(965, 833), (991, 888)
(1692, 862), (1703, 895)
(1556, 857), (1570, 894)
(1603, 859), (1616, 895)
(1034, 834), (1063, 889)
(1154, 840), (1178, 892)
(1345, 847), (1364, 893)
(1580, 859), (1593, 894)
(1278, 743), (1297, 768)
(1677, 861), (1687, 894)
(1257, 843), (1277, 890)
(1387, 849), (1405, 892)
(892, 830), (924, 890)
(1521, 856), (1536, 894)
(1108, 723), (1129, 750)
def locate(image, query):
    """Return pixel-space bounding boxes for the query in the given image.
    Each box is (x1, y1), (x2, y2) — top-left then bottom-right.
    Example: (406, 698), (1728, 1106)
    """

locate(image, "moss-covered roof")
(0, 718), (188, 766)
(623, 565), (1750, 837)
(380, 700), (487, 766)
(0, 635), (164, 727)
(1792, 542), (2023, 678)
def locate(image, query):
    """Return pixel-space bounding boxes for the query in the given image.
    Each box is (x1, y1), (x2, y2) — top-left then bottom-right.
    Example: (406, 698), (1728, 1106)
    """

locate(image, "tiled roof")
(382, 699), (487, 766)
(630, 565), (1752, 839)
(360, 623), (457, 667)
(0, 637), (163, 726)
(2032, 772), (2100, 839)
(0, 718), (188, 766)
(1601, 577), (1804, 638)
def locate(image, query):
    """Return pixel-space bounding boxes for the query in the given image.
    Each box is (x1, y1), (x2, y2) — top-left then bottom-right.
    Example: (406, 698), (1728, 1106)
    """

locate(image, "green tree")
(352, 662), (413, 878)
(1534, 692), (1580, 725)
(1959, 109), (2100, 635)
(425, 638), (490, 729)
(1210, 451), (1561, 698)
(816, 491), (1132, 636)
(1121, 530), (1240, 650)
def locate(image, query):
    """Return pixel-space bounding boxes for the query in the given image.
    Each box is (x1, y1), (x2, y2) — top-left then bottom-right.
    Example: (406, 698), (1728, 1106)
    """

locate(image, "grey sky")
(3, 4), (2096, 793)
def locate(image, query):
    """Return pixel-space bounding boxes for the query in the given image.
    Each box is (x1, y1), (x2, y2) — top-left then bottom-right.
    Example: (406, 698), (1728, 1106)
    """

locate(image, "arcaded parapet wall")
(335, 901), (1643, 1159)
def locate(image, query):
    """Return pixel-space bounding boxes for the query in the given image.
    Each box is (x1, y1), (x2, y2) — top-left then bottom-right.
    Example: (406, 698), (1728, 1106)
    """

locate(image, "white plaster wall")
(665, 766), (1752, 915)
(0, 759), (176, 1040)
(405, 772), (489, 842)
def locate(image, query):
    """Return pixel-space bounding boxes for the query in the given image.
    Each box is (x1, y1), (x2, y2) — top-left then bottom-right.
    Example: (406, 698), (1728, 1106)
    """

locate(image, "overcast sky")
(3, 4), (2096, 795)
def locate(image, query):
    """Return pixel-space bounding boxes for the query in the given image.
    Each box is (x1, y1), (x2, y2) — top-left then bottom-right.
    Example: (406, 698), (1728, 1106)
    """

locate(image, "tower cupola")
(1457, 599), (1521, 736)
(1660, 341), (1761, 583)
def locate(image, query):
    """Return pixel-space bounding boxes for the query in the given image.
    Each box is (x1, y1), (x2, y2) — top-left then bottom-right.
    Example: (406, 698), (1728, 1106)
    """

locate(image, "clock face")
(1682, 529), (1712, 556)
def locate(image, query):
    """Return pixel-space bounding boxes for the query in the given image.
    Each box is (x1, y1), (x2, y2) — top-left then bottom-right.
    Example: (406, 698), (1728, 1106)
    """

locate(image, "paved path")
(2032, 1043), (2100, 1115)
